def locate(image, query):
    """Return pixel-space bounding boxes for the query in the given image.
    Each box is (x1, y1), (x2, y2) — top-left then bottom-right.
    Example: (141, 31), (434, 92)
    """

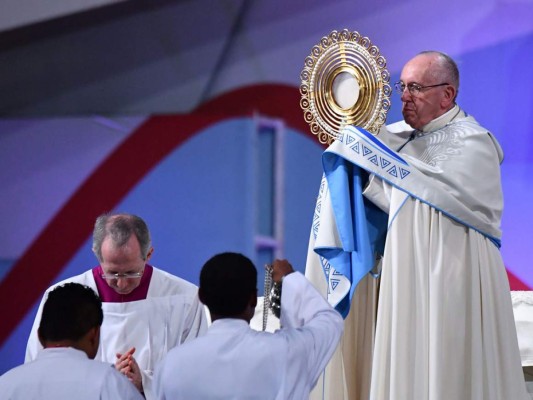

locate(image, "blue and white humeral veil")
(307, 123), (503, 317)
(310, 153), (387, 318)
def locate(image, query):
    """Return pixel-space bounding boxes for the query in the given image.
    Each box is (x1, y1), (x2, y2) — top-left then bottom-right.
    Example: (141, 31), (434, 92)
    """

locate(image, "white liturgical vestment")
(25, 267), (207, 400)
(153, 272), (344, 400)
(307, 106), (529, 400)
(0, 347), (143, 400)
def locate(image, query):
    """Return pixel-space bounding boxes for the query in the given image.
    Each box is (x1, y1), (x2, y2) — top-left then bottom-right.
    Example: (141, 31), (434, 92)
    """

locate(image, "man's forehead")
(103, 232), (136, 245)
(401, 57), (434, 81)
(101, 235), (140, 254)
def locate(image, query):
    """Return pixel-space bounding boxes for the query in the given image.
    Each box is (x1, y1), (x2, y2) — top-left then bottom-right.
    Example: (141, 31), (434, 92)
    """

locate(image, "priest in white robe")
(307, 51), (529, 399)
(1, 283), (143, 400)
(25, 213), (208, 400)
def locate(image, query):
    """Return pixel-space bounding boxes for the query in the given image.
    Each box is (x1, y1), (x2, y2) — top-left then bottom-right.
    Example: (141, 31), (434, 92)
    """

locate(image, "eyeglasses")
(394, 81), (449, 96)
(101, 271), (143, 280)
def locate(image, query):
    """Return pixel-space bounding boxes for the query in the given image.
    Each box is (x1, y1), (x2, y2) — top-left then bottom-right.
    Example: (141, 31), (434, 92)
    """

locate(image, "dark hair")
(39, 283), (103, 342)
(92, 213), (152, 262)
(199, 252), (257, 317)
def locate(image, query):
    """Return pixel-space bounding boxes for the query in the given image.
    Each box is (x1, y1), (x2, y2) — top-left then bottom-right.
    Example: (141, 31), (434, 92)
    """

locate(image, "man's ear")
(146, 247), (154, 262)
(250, 289), (258, 308)
(85, 326), (101, 359)
(37, 328), (45, 348)
(442, 85), (456, 107)
(88, 326), (100, 346)
(198, 287), (206, 305)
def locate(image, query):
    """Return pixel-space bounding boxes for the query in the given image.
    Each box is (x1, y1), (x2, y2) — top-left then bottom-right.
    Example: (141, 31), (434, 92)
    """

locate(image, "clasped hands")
(115, 347), (143, 393)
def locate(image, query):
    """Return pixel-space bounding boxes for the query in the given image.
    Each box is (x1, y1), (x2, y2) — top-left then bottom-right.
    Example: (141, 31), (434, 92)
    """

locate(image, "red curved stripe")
(0, 83), (317, 346)
(507, 269), (531, 291)
(3, 83), (529, 347)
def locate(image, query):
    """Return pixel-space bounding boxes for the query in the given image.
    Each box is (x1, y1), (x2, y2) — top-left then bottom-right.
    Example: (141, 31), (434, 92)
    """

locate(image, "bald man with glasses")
(309, 51), (528, 400)
(25, 213), (208, 400)
(364, 50), (528, 399)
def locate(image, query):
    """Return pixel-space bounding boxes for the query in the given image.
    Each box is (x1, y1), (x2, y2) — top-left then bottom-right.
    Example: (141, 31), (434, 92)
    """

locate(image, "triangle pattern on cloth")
(387, 165), (398, 177)
(380, 157), (391, 169)
(346, 135), (355, 145)
(400, 167), (410, 179)
(321, 258), (331, 273)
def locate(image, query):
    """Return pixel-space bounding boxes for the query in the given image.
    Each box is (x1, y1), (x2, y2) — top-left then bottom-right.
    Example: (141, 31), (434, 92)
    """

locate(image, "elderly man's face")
(399, 54), (451, 130)
(100, 235), (145, 295)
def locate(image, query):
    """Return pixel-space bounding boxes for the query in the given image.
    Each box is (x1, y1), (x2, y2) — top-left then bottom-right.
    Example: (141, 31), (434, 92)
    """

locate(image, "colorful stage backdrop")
(0, 0), (531, 375)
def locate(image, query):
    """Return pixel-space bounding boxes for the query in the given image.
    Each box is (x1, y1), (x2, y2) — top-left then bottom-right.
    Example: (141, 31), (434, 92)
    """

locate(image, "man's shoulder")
(453, 114), (489, 133)
(44, 270), (96, 294)
(51, 348), (124, 379)
(149, 266), (199, 296)
(2, 349), (113, 380)
(452, 115), (503, 162)
(385, 120), (413, 135)
(0, 361), (28, 382)
(376, 120), (414, 148)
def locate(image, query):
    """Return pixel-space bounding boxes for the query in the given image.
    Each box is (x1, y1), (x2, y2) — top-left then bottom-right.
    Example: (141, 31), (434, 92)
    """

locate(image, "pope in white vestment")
(0, 347), (143, 400)
(366, 109), (528, 400)
(307, 52), (529, 400)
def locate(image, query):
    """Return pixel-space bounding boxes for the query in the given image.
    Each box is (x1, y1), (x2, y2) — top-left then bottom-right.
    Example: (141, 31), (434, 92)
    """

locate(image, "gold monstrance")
(300, 29), (392, 144)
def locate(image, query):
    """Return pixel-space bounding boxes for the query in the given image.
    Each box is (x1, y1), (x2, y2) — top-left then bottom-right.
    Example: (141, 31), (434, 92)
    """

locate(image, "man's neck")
(210, 314), (251, 323)
(92, 265), (153, 302)
(421, 105), (461, 133)
(44, 341), (75, 348)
